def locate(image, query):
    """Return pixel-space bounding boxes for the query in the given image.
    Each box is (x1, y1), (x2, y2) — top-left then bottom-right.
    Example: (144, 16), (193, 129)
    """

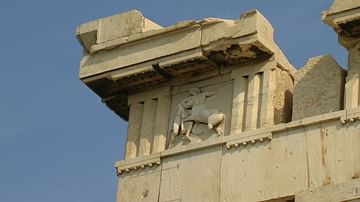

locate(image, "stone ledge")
(114, 108), (360, 173)
(78, 11), (278, 79)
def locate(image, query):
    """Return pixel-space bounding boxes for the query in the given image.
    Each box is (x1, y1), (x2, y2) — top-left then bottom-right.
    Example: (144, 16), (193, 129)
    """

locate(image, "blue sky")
(0, 0), (346, 201)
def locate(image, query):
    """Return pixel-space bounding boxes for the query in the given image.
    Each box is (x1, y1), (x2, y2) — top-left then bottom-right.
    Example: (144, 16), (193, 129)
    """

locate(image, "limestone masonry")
(76, 1), (360, 201)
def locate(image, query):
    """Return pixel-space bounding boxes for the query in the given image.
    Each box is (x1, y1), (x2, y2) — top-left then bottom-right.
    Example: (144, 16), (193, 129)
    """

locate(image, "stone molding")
(115, 155), (161, 176)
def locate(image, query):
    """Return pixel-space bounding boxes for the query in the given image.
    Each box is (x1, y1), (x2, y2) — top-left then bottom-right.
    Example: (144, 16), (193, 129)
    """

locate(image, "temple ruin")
(76, 1), (360, 201)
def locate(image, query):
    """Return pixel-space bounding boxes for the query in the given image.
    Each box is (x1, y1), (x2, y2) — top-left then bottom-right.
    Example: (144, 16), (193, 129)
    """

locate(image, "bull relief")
(169, 87), (226, 147)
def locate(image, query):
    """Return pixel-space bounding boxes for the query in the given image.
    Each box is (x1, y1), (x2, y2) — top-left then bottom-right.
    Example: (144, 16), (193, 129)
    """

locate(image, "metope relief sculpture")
(168, 87), (226, 148)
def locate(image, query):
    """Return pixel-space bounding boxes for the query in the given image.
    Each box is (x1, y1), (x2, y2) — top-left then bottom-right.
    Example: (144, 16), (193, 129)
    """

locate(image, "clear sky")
(0, 0), (347, 202)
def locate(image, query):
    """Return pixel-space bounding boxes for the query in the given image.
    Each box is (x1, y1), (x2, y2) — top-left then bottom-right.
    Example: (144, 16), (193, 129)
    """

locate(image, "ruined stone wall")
(274, 68), (293, 123)
(292, 55), (345, 120)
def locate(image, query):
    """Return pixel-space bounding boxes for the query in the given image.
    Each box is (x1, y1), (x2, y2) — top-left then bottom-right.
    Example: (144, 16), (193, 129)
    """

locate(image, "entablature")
(77, 10), (295, 120)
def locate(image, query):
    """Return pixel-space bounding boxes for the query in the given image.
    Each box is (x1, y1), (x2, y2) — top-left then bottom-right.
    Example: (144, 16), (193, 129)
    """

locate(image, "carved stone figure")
(168, 87), (226, 148)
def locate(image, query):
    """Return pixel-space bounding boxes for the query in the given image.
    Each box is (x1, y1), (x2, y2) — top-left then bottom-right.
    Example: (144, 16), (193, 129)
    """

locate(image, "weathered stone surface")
(76, 2), (360, 202)
(323, 0), (360, 38)
(98, 10), (162, 43)
(345, 41), (360, 109)
(327, 0), (360, 15)
(114, 111), (360, 202)
(76, 10), (162, 53)
(116, 166), (161, 202)
(324, 0), (360, 112)
(296, 178), (360, 202)
(292, 55), (345, 120)
(122, 57), (294, 158)
(125, 87), (171, 158)
(76, 10), (296, 162)
(159, 146), (222, 202)
(230, 59), (293, 135)
(168, 75), (232, 147)
(76, 20), (98, 52)
(77, 10), (295, 120)
(274, 68), (293, 123)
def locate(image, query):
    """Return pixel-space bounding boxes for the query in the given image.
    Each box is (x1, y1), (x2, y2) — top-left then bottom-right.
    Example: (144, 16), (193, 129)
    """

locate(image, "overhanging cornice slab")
(77, 10), (294, 120)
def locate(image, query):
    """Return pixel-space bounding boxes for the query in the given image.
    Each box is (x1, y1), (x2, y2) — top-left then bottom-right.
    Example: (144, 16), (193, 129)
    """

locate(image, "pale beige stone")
(295, 178), (360, 202)
(328, 0), (360, 15)
(245, 73), (262, 131)
(159, 146), (222, 202)
(77, 10), (295, 121)
(230, 71), (248, 133)
(168, 75), (233, 147)
(152, 95), (171, 153)
(76, 20), (98, 52)
(168, 87), (226, 146)
(323, 1), (360, 112)
(346, 41), (360, 109)
(230, 59), (293, 134)
(323, 0), (360, 40)
(126, 87), (171, 158)
(125, 102), (143, 159)
(260, 68), (277, 126)
(138, 99), (156, 156)
(98, 10), (162, 43)
(116, 167), (161, 202)
(115, 111), (360, 202)
(76, 10), (162, 53)
(76, 5), (360, 202)
(273, 68), (293, 123)
(292, 55), (345, 120)
(79, 25), (202, 78)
